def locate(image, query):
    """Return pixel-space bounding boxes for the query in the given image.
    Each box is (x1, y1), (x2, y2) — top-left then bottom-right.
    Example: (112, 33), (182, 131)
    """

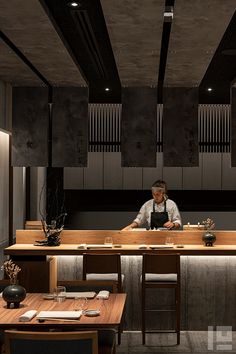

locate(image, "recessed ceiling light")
(68, 2), (80, 8)
(207, 88), (213, 92)
(105, 87), (110, 91)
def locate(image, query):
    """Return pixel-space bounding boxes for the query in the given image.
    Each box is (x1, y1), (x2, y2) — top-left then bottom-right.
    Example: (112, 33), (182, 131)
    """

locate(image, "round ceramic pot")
(2, 284), (26, 308)
(202, 231), (216, 247)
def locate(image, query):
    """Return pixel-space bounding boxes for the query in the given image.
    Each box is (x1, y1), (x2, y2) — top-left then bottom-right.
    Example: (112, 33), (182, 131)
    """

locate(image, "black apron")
(150, 200), (169, 229)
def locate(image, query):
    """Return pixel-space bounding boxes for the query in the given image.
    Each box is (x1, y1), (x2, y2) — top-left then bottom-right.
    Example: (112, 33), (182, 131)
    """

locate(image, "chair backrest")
(4, 330), (98, 354)
(142, 253), (180, 277)
(83, 253), (122, 292)
(83, 253), (121, 275)
(57, 280), (117, 293)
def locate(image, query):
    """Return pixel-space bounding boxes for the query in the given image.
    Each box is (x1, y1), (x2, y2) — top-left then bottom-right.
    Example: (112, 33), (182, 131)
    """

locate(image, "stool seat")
(143, 273), (177, 282)
(87, 274), (125, 282)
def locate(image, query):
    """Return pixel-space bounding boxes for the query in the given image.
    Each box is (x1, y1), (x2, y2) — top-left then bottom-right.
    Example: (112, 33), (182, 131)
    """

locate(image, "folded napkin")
(66, 291), (96, 299)
(96, 290), (110, 299)
(36, 311), (82, 320)
(19, 310), (37, 322)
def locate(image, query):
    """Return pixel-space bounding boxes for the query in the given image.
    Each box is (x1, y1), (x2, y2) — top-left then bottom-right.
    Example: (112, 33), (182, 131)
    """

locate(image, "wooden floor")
(117, 331), (236, 353)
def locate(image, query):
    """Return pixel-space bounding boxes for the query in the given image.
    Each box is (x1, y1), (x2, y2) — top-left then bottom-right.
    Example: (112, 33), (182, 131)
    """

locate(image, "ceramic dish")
(84, 309), (100, 317)
(42, 293), (54, 300)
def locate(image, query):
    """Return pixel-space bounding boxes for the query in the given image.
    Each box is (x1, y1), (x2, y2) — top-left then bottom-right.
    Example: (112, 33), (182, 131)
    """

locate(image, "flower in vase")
(2, 259), (21, 285)
(201, 218), (215, 230)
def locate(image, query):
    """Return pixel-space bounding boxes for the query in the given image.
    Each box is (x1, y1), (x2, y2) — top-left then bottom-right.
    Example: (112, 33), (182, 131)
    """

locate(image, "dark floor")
(117, 331), (236, 354)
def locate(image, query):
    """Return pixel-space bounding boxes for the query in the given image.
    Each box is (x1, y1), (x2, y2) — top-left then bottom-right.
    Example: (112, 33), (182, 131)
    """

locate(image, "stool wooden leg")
(176, 286), (181, 345)
(118, 325), (121, 345)
(141, 284), (146, 345)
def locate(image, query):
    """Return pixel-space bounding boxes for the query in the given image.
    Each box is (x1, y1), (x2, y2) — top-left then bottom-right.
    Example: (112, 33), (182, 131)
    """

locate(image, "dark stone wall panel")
(231, 87), (236, 166)
(12, 87), (48, 166)
(163, 87), (199, 167)
(52, 87), (88, 167)
(121, 87), (157, 167)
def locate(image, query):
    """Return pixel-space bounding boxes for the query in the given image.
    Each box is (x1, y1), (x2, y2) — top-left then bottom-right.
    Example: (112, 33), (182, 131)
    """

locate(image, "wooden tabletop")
(0, 293), (126, 329)
(5, 243), (236, 256)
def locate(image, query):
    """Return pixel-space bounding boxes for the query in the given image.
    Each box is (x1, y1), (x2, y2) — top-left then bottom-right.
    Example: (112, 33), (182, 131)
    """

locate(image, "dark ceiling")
(0, 0), (236, 103)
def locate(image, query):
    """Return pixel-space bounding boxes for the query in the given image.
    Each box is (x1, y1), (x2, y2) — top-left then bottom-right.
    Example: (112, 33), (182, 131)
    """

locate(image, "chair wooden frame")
(141, 253), (181, 345)
(82, 253), (123, 345)
(4, 330), (98, 354)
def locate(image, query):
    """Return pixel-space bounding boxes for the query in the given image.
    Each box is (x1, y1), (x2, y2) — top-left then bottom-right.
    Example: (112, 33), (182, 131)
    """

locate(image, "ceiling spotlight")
(68, 2), (80, 8)
(105, 87), (110, 91)
(207, 87), (213, 92)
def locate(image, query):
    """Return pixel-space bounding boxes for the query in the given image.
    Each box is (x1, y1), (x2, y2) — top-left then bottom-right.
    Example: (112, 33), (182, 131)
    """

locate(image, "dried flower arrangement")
(2, 259), (21, 285)
(202, 218), (215, 230)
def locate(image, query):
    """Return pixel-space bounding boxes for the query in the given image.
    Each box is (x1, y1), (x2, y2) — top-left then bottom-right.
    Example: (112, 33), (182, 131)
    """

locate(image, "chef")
(122, 180), (181, 230)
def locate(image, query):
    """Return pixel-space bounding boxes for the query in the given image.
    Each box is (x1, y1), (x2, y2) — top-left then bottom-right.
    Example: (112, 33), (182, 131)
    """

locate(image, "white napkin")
(19, 310), (37, 322)
(66, 292), (96, 299)
(96, 290), (110, 299)
(36, 311), (82, 319)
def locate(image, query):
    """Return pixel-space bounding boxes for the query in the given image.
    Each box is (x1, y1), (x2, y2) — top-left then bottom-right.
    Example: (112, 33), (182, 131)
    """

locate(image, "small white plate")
(84, 309), (100, 317)
(42, 294), (54, 300)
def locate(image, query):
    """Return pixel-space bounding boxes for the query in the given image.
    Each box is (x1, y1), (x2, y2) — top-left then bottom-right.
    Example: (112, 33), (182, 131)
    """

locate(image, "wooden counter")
(5, 243), (236, 256)
(11, 228), (236, 245)
(4, 229), (236, 293)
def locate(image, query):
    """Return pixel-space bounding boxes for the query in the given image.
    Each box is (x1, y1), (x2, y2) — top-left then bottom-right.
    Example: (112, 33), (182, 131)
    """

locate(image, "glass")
(74, 297), (88, 313)
(104, 237), (113, 245)
(54, 286), (66, 302)
(165, 237), (174, 246)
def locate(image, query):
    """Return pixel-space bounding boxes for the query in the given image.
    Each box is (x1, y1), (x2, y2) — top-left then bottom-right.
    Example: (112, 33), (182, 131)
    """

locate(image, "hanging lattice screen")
(89, 103), (230, 153)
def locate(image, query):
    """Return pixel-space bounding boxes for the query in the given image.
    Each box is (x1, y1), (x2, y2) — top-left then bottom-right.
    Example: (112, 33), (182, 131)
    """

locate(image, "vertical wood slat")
(199, 104), (230, 153)
(88, 103), (230, 154)
(52, 87), (88, 167)
(89, 103), (121, 153)
(231, 87), (236, 166)
(121, 87), (157, 167)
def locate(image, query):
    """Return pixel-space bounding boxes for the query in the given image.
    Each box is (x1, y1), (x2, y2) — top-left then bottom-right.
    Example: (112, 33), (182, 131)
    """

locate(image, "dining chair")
(141, 253), (181, 345)
(82, 253), (124, 344)
(4, 330), (98, 354)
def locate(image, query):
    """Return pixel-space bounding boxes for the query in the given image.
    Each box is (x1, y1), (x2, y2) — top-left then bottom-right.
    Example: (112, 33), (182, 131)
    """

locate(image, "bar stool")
(82, 253), (124, 345)
(141, 253), (181, 345)
(82, 253), (124, 293)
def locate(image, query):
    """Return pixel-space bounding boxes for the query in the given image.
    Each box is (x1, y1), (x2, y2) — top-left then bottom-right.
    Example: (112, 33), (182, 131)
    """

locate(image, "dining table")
(0, 293), (126, 330)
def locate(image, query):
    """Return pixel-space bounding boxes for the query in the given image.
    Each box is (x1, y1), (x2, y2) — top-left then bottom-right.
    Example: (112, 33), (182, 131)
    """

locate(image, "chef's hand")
(164, 221), (175, 229)
(121, 222), (138, 231)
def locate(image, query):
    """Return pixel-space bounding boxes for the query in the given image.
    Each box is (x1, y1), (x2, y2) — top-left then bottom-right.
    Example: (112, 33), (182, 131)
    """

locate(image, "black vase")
(2, 284), (26, 308)
(202, 231), (216, 247)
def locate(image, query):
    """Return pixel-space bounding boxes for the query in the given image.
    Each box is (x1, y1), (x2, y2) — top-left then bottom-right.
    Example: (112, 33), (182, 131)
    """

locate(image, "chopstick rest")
(96, 290), (109, 299)
(19, 310), (37, 322)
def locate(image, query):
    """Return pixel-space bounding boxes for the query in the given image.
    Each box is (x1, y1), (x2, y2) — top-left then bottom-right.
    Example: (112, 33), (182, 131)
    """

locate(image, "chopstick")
(37, 317), (80, 323)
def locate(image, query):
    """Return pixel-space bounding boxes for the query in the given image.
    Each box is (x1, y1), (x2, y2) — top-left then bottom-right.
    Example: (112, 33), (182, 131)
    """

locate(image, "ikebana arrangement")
(2, 259), (21, 285)
(201, 218), (216, 247)
(201, 218), (215, 230)
(35, 213), (67, 246)
(1, 259), (26, 308)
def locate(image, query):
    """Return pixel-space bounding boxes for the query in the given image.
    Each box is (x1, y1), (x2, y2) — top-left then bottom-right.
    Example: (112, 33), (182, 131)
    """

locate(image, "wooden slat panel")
(231, 87), (236, 166)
